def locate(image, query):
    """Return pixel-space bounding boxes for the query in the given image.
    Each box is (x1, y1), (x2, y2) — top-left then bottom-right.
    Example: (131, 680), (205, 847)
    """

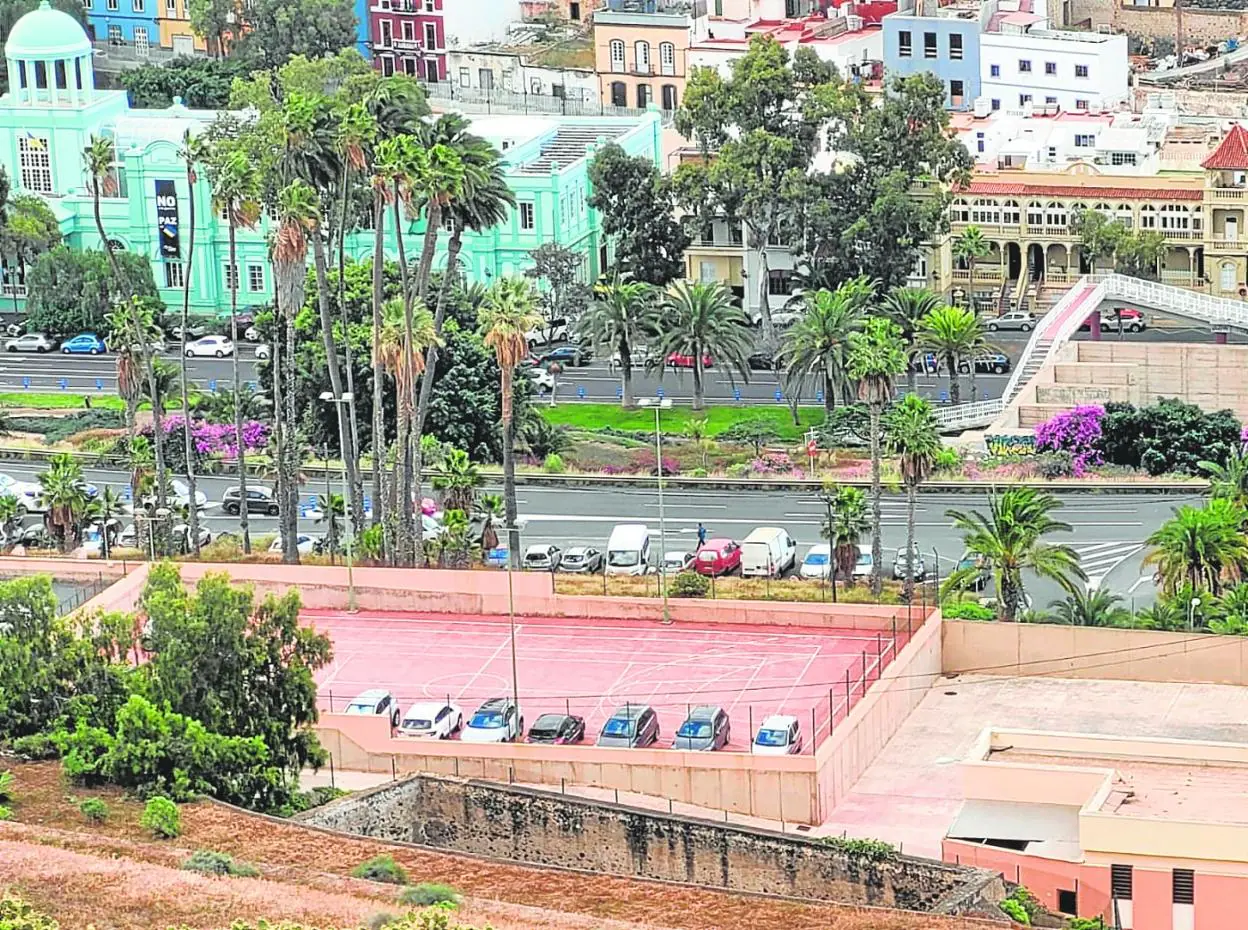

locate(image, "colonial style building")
(370, 0), (447, 79)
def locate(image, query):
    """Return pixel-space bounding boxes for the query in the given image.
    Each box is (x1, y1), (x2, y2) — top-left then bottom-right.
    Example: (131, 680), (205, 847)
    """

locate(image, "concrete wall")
(301, 773), (1007, 916)
(1067, 0), (1248, 42)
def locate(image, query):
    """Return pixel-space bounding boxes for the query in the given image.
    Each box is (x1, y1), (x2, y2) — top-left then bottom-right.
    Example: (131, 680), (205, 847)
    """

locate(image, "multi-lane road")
(0, 348), (259, 395)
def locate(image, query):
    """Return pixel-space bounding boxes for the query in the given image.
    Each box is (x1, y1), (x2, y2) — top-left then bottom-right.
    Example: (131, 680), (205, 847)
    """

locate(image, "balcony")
(1207, 237), (1242, 251)
(1160, 270), (1204, 288)
(690, 236), (742, 252)
(1161, 229), (1201, 241)
(951, 266), (1006, 283)
(1208, 187), (1248, 203)
(1, 283), (27, 298)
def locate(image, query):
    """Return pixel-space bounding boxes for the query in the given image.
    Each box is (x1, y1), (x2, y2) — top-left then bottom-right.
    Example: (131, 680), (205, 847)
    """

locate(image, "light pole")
(817, 484), (837, 603)
(320, 391), (356, 613)
(1189, 596), (1201, 631)
(639, 398), (672, 623)
(502, 518), (528, 712)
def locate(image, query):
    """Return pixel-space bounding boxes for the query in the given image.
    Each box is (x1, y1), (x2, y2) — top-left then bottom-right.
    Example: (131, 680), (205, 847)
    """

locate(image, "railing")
(933, 398), (1004, 430)
(1159, 270), (1199, 286)
(1104, 274), (1248, 327)
(1206, 238), (1241, 251)
(1207, 187), (1248, 201)
(424, 80), (674, 124)
(1, 283), (27, 298)
(951, 266), (1006, 283)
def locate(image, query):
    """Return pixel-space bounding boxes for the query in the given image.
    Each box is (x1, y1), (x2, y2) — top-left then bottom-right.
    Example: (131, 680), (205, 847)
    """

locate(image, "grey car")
(561, 546), (603, 573)
(672, 705), (730, 751)
(596, 704), (660, 748)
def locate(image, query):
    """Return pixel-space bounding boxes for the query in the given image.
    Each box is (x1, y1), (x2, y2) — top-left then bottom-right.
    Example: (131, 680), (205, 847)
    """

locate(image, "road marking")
(1128, 574), (1155, 594)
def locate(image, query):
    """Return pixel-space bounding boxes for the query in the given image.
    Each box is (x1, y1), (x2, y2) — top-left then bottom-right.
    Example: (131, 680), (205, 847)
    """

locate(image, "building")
(0, 3), (662, 315)
(979, 19), (1127, 113)
(444, 45), (599, 106)
(154, 0), (207, 54)
(883, 0), (985, 108)
(82, 0), (160, 48)
(370, 0), (447, 80)
(520, 0), (604, 23)
(593, 0), (703, 111)
(443, 0), (524, 48)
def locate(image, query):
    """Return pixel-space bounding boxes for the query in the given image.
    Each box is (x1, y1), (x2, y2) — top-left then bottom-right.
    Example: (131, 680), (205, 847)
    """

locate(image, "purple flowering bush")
(749, 452), (794, 475)
(1034, 405), (1105, 475)
(160, 415), (270, 458)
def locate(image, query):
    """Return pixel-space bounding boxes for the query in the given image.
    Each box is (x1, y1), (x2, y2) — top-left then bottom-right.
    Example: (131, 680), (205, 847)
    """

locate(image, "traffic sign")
(806, 438), (817, 456)
(58, 378), (67, 390)
(733, 388), (742, 402)
(577, 385), (586, 399)
(616, 385), (623, 399)
(95, 378), (104, 391)
(656, 387), (665, 399)
(21, 376), (29, 389)
(209, 379), (218, 393)
(774, 389), (783, 402)
(815, 389), (824, 403)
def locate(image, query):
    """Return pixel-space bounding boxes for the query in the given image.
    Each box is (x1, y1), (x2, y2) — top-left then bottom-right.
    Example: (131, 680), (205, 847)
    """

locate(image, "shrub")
(725, 462), (750, 478)
(1034, 451), (1074, 479)
(634, 451), (680, 476)
(690, 467), (708, 477)
(140, 796), (181, 838)
(0, 805), (11, 820)
(351, 854), (409, 885)
(542, 453), (566, 474)
(1100, 398), (1242, 476)
(1009, 886), (1041, 920)
(0, 770), (12, 802)
(10, 733), (57, 760)
(0, 892), (57, 930)
(942, 601), (996, 621)
(79, 797), (109, 823)
(932, 446), (961, 473)
(749, 451), (794, 475)
(181, 849), (259, 877)
(1068, 919), (1106, 930)
(818, 835), (895, 862)
(398, 882), (461, 907)
(1034, 404), (1104, 474)
(367, 914), (401, 930)
(669, 571), (710, 598)
(999, 898), (1030, 925)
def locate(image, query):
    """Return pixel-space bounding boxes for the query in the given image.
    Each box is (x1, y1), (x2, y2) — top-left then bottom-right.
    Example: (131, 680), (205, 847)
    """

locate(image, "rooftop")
(1202, 121), (1248, 169)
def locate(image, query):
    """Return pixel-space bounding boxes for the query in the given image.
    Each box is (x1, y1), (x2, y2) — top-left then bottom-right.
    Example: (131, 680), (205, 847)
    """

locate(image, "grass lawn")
(0, 392), (125, 411)
(540, 403), (826, 440)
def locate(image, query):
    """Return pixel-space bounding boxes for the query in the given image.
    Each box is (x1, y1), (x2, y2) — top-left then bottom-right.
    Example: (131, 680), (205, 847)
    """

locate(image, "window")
(950, 79), (964, 105)
(82, 0), (91, 8)
(1019, 59), (1032, 72)
(247, 264), (264, 292)
(1045, 202), (1067, 227)
(923, 32), (936, 59)
(609, 81), (626, 107)
(1075, 134), (1094, 147)
(424, 21), (437, 49)
(1140, 205), (1156, 229)
(223, 263), (239, 292)
(107, 23), (122, 42)
(165, 0), (175, 12)
(990, 98), (1000, 110)
(1111, 865), (1133, 901)
(1027, 201), (1043, 225)
(767, 269), (794, 296)
(989, 64), (1000, 77)
(1019, 93), (1032, 105)
(971, 199), (999, 224)
(423, 0), (434, 8)
(898, 30), (911, 57)
(1047, 146), (1057, 159)
(1172, 869), (1194, 905)
(134, 27), (148, 55)
(634, 40), (650, 73)
(379, 19), (393, 47)
(132, 0), (143, 10)
(106, 0), (117, 9)
(1002, 200), (1020, 224)
(1111, 152), (1137, 166)
(636, 83), (651, 108)
(975, 131), (985, 154)
(1223, 262), (1236, 291)
(18, 135), (52, 194)
(950, 33), (963, 59)
(698, 260), (717, 283)
(950, 199), (969, 223)
(661, 83), (677, 110)
(1045, 95), (1057, 104)
(401, 20), (414, 41)
(1044, 61), (1056, 75)
(380, 56), (394, 76)
(1057, 890), (1077, 915)
(659, 41), (675, 75)
(164, 262), (184, 289)
(1076, 64), (1089, 78)
(458, 67), (470, 87)
(609, 39), (624, 72)
(519, 202), (535, 231)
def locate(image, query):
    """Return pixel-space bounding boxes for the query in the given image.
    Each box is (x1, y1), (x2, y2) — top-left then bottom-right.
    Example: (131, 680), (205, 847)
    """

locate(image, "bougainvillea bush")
(160, 415), (270, 458)
(1034, 405), (1105, 475)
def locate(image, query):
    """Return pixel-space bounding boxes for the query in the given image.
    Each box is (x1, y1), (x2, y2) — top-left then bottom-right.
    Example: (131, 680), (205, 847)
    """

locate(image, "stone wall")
(301, 774), (1007, 918)
(1068, 0), (1248, 42)
(1133, 86), (1248, 118)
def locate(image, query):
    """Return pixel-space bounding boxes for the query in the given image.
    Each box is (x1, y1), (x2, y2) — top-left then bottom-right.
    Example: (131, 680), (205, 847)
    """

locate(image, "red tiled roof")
(959, 180), (1203, 201)
(1201, 123), (1248, 169)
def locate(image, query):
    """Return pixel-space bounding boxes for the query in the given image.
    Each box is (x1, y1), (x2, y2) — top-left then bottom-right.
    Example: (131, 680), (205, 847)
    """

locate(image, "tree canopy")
(25, 247), (161, 336)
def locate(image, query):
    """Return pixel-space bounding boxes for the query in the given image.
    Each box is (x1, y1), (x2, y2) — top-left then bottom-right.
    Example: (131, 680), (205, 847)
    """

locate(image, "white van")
(605, 523), (652, 575)
(740, 527), (797, 578)
(852, 544), (874, 581)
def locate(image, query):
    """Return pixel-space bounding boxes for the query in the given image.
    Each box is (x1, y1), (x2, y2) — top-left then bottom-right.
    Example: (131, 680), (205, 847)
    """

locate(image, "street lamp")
(816, 484), (837, 603)
(319, 390), (356, 613)
(501, 518), (528, 713)
(1189, 596), (1201, 631)
(639, 398), (672, 623)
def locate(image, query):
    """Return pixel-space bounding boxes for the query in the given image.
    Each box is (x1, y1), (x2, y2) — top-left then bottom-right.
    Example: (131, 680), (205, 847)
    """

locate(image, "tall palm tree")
(177, 129), (205, 556)
(916, 304), (980, 406)
(83, 134), (120, 278)
(821, 484), (869, 599)
(656, 281), (752, 411)
(38, 453), (89, 553)
(952, 225), (991, 302)
(947, 487), (1086, 621)
(848, 316), (907, 597)
(779, 278), (871, 416)
(209, 147), (262, 553)
(1047, 588), (1131, 627)
(882, 286), (942, 395)
(885, 394), (941, 602)
(479, 277), (542, 570)
(577, 276), (656, 408)
(103, 306), (143, 502)
(1144, 499), (1248, 596)
(412, 117), (468, 303)
(369, 147), (397, 539)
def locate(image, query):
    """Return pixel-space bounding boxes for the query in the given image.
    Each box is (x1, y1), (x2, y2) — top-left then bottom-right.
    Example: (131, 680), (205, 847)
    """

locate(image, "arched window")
(1026, 201), (1043, 226)
(1160, 203), (1188, 231)
(1222, 261), (1236, 292)
(971, 199), (1000, 225)
(659, 41), (675, 76)
(1002, 200), (1020, 225)
(609, 39), (624, 72)
(634, 40), (651, 74)
(1191, 205), (1203, 231)
(1044, 201), (1067, 227)
(951, 199), (970, 223)
(1139, 204), (1156, 229)
(1115, 203), (1134, 229)
(1092, 202), (1112, 216)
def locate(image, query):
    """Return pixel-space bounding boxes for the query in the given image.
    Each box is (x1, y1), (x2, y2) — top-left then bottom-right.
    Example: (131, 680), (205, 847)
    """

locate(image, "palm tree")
(822, 485), (869, 596)
(779, 278), (871, 416)
(848, 316), (907, 597)
(210, 147), (262, 553)
(685, 417), (714, 471)
(103, 306), (143, 502)
(316, 492), (345, 561)
(885, 394), (941, 602)
(412, 117), (468, 302)
(177, 129), (205, 557)
(432, 448), (483, 516)
(1200, 445), (1248, 511)
(1144, 499), (1248, 595)
(479, 277), (542, 570)
(947, 487), (1087, 621)
(952, 225), (991, 303)
(38, 453), (89, 552)
(577, 276), (656, 408)
(0, 494), (20, 551)
(83, 134), (120, 278)
(479, 492), (504, 555)
(916, 304), (980, 406)
(82, 487), (124, 560)
(656, 281), (752, 411)
(1048, 588), (1131, 627)
(882, 286), (942, 395)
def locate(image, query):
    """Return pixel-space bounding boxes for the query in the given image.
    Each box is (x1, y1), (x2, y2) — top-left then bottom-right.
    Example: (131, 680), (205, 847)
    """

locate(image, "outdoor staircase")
(997, 278), (1013, 316)
(513, 125), (628, 174)
(1007, 337), (1052, 406)
(1018, 279), (1038, 316)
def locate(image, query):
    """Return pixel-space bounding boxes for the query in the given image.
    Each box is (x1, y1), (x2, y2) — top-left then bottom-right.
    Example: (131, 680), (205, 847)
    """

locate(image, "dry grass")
(0, 762), (994, 930)
(555, 573), (906, 605)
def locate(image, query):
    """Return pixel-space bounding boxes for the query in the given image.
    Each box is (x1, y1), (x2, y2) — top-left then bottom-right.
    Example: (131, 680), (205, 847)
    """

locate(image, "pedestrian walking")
(697, 522), (707, 547)
(607, 352), (616, 375)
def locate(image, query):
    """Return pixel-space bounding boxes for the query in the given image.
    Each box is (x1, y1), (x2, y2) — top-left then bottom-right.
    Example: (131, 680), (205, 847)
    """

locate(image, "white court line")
(727, 654), (770, 715)
(777, 647), (822, 712)
(450, 627), (518, 702)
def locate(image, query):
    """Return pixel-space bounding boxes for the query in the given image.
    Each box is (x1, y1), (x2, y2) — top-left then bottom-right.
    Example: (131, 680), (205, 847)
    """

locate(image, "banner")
(155, 179), (180, 259)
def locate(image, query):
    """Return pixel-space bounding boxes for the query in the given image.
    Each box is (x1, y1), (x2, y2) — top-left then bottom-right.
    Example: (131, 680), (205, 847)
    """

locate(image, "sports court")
(308, 610), (902, 753)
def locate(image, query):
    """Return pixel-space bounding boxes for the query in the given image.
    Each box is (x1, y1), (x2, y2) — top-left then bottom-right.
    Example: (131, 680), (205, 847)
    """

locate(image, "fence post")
(828, 688), (834, 733)
(329, 753), (335, 789)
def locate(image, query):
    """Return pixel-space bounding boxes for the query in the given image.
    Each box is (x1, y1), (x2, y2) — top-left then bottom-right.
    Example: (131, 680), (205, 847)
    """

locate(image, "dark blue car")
(537, 345), (591, 367)
(60, 333), (106, 355)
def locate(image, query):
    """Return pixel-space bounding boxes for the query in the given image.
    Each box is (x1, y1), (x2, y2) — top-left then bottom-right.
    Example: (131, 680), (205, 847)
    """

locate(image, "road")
(0, 348), (260, 395)
(0, 457), (1197, 609)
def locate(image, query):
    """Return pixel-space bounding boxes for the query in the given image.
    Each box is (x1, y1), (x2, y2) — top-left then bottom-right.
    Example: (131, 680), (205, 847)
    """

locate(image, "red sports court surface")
(307, 610), (900, 753)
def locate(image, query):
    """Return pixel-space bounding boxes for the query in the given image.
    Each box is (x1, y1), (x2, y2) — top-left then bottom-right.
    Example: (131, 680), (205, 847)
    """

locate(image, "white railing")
(933, 398), (1003, 430)
(1103, 274), (1248, 327)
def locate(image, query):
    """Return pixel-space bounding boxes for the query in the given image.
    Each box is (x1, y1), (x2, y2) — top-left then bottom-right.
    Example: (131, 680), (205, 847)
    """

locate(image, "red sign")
(806, 438), (817, 456)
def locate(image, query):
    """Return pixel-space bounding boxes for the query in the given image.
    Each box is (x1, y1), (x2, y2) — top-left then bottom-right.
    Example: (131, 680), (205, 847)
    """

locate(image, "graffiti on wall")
(986, 434), (1037, 457)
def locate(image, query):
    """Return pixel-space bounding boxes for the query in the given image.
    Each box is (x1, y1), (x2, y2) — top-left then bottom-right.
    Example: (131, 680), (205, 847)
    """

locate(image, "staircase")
(997, 278), (1013, 316)
(1018, 279), (1038, 316)
(514, 125), (627, 174)
(1006, 338), (1052, 406)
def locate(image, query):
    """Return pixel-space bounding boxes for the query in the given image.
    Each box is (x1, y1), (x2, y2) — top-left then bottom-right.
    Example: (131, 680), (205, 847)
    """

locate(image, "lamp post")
(639, 398), (672, 623)
(501, 518), (528, 712)
(1189, 596), (1201, 631)
(320, 391), (356, 613)
(816, 484), (837, 603)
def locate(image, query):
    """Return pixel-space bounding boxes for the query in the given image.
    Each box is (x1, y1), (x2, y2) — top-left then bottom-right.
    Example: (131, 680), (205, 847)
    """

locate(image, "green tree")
(1101, 399), (1242, 477)
(177, 130), (206, 558)
(719, 413), (780, 456)
(952, 225), (991, 301)
(587, 141), (690, 286)
(37, 453), (90, 552)
(104, 304), (145, 497)
(187, 0), (236, 56)
(24, 248), (160, 337)
(82, 487), (124, 560)
(1143, 499), (1248, 596)
(0, 192), (58, 315)
(822, 485), (869, 592)
(1201, 444), (1248, 509)
(575, 276), (657, 408)
(525, 242), (592, 336)
(431, 447), (483, 516)
(1047, 588), (1131, 627)
(882, 286), (941, 395)
(656, 281), (752, 411)
(0, 493), (21, 549)
(315, 492), (344, 557)
(119, 57), (250, 108)
(778, 277), (870, 416)
(83, 135), (121, 279)
(916, 304), (981, 406)
(947, 487), (1086, 622)
(848, 317), (906, 596)
(233, 0), (358, 68)
(885, 394), (940, 602)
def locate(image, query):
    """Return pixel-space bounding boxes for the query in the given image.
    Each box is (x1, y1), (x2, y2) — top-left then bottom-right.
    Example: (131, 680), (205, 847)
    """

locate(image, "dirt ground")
(0, 761), (998, 930)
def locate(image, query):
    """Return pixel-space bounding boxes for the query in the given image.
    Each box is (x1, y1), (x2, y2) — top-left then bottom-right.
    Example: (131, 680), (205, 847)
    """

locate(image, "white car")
(525, 367), (554, 393)
(460, 697), (523, 743)
(255, 344), (271, 360)
(170, 523), (211, 553)
(185, 335), (234, 358)
(268, 533), (319, 555)
(770, 309), (802, 329)
(852, 544), (874, 581)
(660, 551), (696, 574)
(0, 473), (43, 514)
(244, 325), (262, 342)
(5, 333), (54, 353)
(523, 543), (561, 571)
(986, 311), (1035, 333)
(752, 714), (803, 756)
(171, 479), (207, 510)
(799, 544), (833, 580)
(342, 688), (401, 727)
(398, 701), (463, 739)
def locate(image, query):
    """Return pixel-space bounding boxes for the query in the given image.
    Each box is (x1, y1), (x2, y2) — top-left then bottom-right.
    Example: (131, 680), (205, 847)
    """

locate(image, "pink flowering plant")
(161, 415), (270, 458)
(1034, 405), (1105, 475)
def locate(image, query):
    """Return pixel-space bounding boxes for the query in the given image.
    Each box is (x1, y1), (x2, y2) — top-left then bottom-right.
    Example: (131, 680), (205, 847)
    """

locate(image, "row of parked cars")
(344, 690), (805, 755)
(3, 331), (246, 358)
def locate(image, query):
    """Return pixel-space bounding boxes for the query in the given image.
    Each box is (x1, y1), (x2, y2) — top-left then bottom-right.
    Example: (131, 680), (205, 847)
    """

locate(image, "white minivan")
(605, 523), (651, 575)
(740, 527), (798, 578)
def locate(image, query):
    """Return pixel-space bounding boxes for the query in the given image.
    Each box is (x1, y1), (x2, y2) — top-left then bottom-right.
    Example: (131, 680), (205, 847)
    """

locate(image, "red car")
(695, 538), (742, 576)
(1080, 307), (1146, 333)
(668, 351), (714, 369)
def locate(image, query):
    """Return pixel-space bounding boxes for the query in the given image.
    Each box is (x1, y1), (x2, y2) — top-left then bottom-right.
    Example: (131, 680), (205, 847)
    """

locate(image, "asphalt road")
(0, 348), (260, 395)
(0, 456), (1200, 609)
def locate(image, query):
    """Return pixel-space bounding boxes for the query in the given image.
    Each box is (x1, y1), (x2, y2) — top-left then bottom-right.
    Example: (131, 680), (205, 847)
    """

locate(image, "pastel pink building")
(369, 0), (446, 80)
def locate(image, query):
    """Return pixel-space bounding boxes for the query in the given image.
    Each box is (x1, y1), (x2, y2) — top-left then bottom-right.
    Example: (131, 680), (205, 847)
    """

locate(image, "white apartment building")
(979, 22), (1128, 113)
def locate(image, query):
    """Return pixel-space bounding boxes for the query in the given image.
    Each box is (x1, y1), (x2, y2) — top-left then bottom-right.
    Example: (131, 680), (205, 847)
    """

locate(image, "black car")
(526, 713), (586, 745)
(222, 486), (280, 516)
(748, 351), (781, 371)
(538, 345), (592, 367)
(956, 353), (1011, 375)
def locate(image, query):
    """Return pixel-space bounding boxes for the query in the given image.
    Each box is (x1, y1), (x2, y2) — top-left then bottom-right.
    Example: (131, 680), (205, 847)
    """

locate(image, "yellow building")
(592, 1), (693, 112)
(157, 0), (207, 53)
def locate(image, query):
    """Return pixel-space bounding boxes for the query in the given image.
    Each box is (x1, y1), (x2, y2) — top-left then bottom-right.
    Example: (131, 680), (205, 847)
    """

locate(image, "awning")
(947, 799), (1080, 844)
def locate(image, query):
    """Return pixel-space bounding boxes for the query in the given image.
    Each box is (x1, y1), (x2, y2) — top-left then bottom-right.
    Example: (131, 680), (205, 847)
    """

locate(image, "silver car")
(985, 311), (1035, 332)
(5, 332), (54, 353)
(597, 704), (660, 748)
(672, 705), (730, 751)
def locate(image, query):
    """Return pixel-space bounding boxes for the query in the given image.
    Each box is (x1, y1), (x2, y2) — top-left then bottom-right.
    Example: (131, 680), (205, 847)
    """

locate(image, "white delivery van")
(740, 527), (798, 578)
(605, 523), (652, 575)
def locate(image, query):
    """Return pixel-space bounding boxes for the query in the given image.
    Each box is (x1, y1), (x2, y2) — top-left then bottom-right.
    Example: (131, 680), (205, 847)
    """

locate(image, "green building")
(0, 2), (664, 317)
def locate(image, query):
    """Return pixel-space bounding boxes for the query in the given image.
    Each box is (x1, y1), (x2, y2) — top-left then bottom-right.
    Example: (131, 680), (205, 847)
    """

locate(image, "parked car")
(891, 545), (927, 581)
(560, 546), (603, 573)
(255, 343), (271, 360)
(851, 544), (874, 581)
(752, 714), (803, 755)
(985, 311), (1035, 332)
(171, 321), (207, 341)
(957, 552), (990, 592)
(398, 700), (463, 739)
(185, 335), (235, 358)
(0, 473), (43, 513)
(537, 344), (590, 367)
(61, 332), (106, 355)
(5, 332), (54, 353)
(525, 367), (554, 393)
(171, 479), (207, 510)
(667, 351), (713, 369)
(740, 526), (797, 578)
(170, 523), (211, 554)
(748, 350), (781, 371)
(243, 325), (263, 342)
(268, 534), (319, 555)
(694, 538), (741, 576)
(18, 524), (53, 548)
(461, 697), (523, 743)
(911, 352), (941, 375)
(525, 318), (568, 349)
(343, 689), (401, 727)
(526, 713), (586, 745)
(1083, 307), (1146, 333)
(118, 523), (138, 549)
(799, 543), (833, 580)
(610, 346), (649, 367)
(957, 353), (1011, 374)
(605, 524), (652, 575)
(769, 309), (802, 329)
(597, 704), (660, 748)
(660, 550), (696, 574)
(223, 485), (280, 516)
(81, 518), (123, 557)
(485, 545), (509, 569)
(523, 543), (562, 571)
(672, 705), (730, 751)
